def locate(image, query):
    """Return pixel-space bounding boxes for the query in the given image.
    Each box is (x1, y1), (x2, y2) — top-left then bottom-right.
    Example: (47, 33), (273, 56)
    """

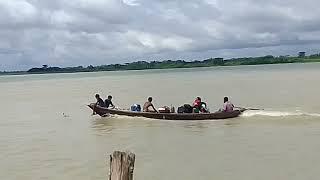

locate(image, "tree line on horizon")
(1, 53), (320, 75)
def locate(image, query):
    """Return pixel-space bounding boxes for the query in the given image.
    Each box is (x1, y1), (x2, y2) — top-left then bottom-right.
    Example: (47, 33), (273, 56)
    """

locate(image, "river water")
(1, 63), (320, 180)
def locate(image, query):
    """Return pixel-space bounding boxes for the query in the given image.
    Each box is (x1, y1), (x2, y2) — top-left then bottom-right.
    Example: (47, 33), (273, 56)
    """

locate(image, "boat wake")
(242, 110), (320, 117)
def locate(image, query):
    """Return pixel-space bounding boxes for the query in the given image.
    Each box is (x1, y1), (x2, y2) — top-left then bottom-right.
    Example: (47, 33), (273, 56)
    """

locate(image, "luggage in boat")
(170, 106), (175, 113)
(184, 104), (193, 113)
(177, 106), (185, 113)
(177, 104), (193, 113)
(158, 106), (170, 113)
(131, 104), (141, 112)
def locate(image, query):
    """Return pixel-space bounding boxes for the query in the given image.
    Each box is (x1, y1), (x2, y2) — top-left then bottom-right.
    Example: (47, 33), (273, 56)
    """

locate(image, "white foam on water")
(242, 110), (320, 117)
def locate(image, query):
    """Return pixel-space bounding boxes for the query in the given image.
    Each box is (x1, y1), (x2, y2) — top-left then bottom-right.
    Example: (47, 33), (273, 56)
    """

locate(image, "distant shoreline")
(1, 54), (320, 76)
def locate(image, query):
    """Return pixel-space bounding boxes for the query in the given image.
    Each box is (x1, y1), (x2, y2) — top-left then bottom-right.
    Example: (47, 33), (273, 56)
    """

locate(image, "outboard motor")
(131, 104), (141, 112)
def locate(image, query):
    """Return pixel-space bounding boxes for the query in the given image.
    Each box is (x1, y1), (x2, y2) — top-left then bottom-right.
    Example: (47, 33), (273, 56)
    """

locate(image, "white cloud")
(0, 0), (320, 70)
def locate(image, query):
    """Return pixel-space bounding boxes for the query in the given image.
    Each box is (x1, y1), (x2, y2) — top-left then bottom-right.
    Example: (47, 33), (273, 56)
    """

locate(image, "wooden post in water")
(109, 151), (135, 180)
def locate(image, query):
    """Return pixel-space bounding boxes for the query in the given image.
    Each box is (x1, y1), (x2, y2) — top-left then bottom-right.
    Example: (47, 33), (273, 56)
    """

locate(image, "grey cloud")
(0, 0), (320, 70)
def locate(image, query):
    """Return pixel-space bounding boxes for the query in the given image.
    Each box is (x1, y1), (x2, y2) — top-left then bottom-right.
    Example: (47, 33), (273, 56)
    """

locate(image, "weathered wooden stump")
(109, 151), (135, 180)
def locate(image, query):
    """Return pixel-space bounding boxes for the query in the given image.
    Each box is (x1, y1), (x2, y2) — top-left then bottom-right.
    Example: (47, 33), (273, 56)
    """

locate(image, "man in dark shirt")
(92, 94), (105, 115)
(105, 95), (115, 109)
(95, 94), (106, 107)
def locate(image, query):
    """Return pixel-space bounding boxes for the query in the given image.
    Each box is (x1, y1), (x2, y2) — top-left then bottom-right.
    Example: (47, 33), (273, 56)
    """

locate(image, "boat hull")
(88, 104), (242, 120)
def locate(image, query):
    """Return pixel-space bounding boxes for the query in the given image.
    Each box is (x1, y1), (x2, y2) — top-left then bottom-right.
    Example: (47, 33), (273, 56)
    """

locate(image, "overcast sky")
(1, 0), (320, 70)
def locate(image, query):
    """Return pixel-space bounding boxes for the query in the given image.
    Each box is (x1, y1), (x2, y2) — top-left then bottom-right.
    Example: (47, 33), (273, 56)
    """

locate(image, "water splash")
(242, 110), (320, 117)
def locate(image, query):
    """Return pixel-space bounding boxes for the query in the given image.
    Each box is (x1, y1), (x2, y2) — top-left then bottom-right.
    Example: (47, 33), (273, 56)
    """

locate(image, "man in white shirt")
(222, 97), (234, 112)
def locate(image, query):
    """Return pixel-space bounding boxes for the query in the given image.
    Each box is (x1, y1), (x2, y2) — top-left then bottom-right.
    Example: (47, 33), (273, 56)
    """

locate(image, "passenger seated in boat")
(105, 95), (115, 109)
(200, 102), (209, 113)
(222, 97), (234, 112)
(192, 97), (202, 113)
(193, 97), (209, 113)
(92, 94), (106, 115)
(143, 97), (158, 113)
(95, 94), (106, 107)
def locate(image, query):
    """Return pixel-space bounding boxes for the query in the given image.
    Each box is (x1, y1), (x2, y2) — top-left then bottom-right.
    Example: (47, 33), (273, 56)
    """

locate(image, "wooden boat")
(88, 104), (243, 120)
